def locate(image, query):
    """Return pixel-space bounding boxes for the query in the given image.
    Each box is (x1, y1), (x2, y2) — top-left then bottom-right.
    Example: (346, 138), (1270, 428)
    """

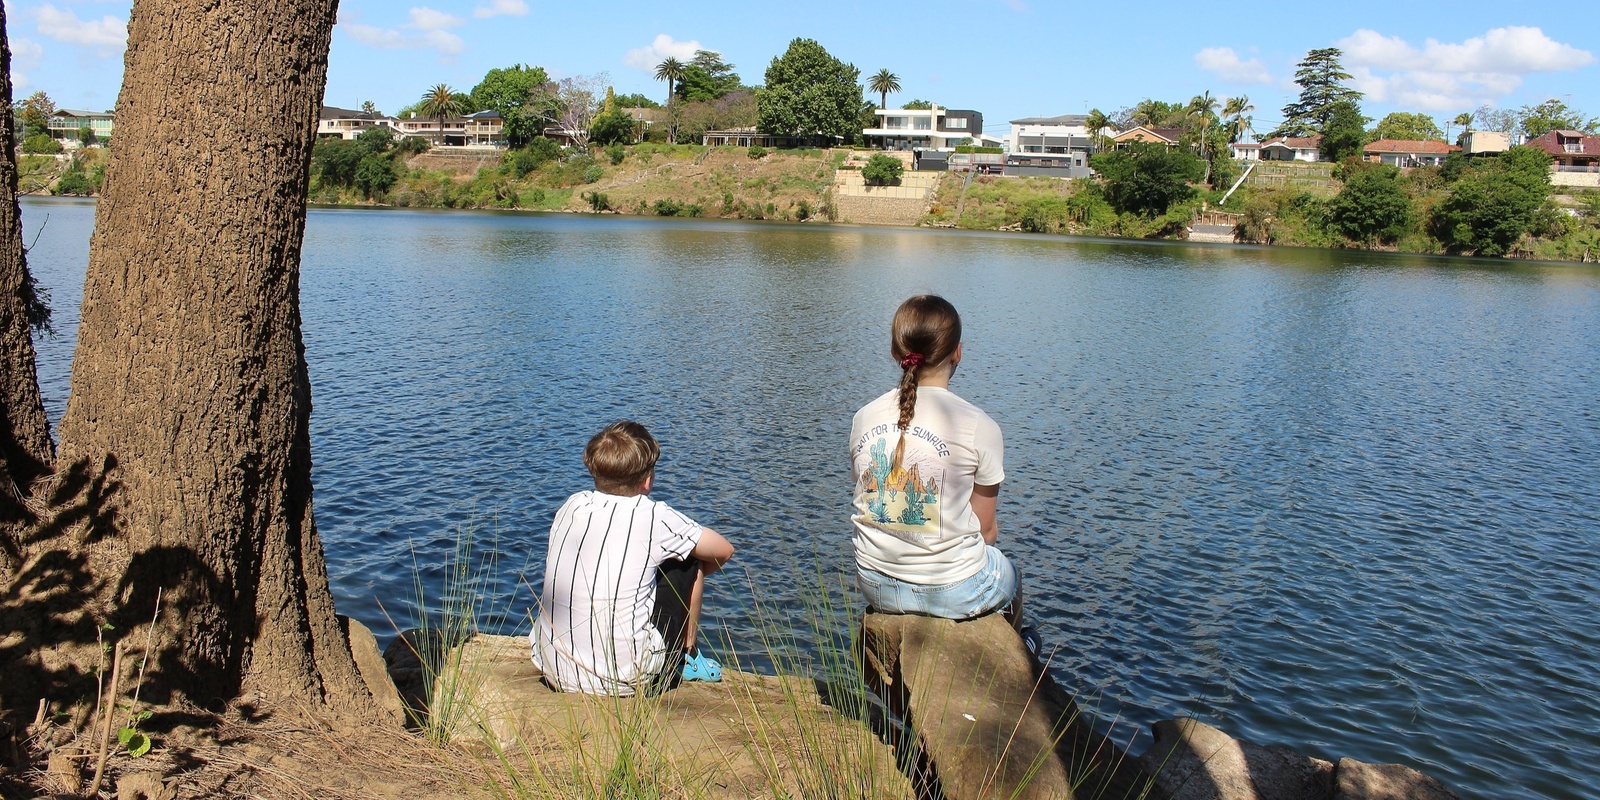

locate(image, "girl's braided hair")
(889, 295), (961, 470)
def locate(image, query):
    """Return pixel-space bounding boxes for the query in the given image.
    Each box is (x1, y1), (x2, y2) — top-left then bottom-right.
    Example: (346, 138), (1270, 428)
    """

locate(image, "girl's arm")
(971, 484), (1000, 544)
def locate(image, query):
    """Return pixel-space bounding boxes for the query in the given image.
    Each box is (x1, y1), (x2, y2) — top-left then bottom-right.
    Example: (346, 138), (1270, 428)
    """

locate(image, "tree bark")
(0, 4), (54, 579)
(7, 0), (378, 725)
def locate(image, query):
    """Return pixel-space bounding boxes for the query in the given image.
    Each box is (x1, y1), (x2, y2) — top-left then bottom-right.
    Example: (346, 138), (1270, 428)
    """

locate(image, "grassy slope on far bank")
(313, 144), (844, 223)
(919, 164), (1600, 263)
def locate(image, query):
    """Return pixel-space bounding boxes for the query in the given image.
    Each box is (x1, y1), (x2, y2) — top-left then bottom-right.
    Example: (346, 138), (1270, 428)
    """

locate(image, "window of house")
(945, 118), (968, 130)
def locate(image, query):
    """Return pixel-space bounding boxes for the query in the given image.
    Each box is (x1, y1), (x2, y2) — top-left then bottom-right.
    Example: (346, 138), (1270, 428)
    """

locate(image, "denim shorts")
(857, 545), (1018, 620)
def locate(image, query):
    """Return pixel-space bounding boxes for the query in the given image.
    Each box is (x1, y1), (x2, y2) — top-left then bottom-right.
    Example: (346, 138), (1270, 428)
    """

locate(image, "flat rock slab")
(860, 612), (1155, 800)
(1138, 718), (1334, 800)
(388, 633), (912, 799)
(1334, 758), (1461, 800)
(1136, 718), (1461, 800)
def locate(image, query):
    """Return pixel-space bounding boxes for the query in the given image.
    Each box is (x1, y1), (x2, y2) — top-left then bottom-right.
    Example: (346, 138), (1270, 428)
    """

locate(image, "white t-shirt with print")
(531, 490), (701, 695)
(850, 386), (1005, 585)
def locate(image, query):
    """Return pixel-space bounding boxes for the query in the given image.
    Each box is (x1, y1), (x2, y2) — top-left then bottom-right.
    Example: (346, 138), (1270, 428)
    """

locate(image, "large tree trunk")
(4, 0), (379, 726)
(0, 4), (54, 579)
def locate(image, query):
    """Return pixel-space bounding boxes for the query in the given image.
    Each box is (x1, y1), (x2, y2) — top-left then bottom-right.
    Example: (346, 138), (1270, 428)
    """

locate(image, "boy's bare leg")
(685, 565), (706, 652)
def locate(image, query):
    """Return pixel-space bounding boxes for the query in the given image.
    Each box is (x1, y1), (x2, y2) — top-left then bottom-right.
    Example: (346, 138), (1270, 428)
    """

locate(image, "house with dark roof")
(1363, 139), (1460, 167)
(1525, 130), (1600, 168)
(1259, 135), (1322, 162)
(317, 106), (388, 140)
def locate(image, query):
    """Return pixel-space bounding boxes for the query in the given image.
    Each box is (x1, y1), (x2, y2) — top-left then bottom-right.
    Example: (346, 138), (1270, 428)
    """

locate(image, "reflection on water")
(22, 199), (1600, 800)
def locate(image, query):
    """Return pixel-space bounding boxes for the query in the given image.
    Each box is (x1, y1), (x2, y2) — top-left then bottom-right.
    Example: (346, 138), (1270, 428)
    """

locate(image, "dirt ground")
(3, 707), (471, 800)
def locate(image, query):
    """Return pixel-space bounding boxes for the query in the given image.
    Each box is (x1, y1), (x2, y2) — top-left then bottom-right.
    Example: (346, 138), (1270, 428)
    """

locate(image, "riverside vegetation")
(922, 143), (1600, 262)
(28, 134), (1600, 262)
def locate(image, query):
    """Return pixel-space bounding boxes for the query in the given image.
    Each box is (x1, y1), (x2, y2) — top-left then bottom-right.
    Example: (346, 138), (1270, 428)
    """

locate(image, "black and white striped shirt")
(531, 490), (701, 694)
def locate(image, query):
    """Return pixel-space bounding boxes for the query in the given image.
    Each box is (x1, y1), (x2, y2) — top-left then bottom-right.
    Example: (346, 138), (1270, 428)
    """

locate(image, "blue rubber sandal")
(681, 649), (723, 682)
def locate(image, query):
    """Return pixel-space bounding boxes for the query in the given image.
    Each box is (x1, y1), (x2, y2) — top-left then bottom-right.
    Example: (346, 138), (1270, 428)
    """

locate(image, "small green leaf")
(118, 728), (152, 758)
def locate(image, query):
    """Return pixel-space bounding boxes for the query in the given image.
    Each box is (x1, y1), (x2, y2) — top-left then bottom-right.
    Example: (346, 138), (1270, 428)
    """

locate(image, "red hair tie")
(899, 352), (925, 369)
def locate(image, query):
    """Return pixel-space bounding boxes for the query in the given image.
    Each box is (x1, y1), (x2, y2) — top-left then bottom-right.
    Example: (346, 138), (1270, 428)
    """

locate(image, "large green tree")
(756, 38), (862, 141)
(1430, 146), (1553, 256)
(1326, 163), (1413, 245)
(1319, 100), (1368, 162)
(1371, 112), (1443, 142)
(1518, 98), (1598, 138)
(1275, 48), (1363, 137)
(15, 91), (55, 139)
(1089, 141), (1204, 216)
(469, 64), (551, 146)
(676, 50), (741, 102)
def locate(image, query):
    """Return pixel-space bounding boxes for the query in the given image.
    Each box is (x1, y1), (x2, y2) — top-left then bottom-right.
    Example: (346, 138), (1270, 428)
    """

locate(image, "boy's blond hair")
(584, 421), (660, 495)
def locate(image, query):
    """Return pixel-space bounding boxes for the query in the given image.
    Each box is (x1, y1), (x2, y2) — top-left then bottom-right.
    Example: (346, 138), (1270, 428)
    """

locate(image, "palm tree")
(654, 57), (686, 143)
(868, 69), (901, 110)
(1085, 108), (1111, 152)
(1132, 99), (1170, 128)
(1223, 95), (1255, 142)
(419, 83), (463, 144)
(654, 57), (685, 107)
(1188, 91), (1221, 183)
(1449, 111), (1473, 145)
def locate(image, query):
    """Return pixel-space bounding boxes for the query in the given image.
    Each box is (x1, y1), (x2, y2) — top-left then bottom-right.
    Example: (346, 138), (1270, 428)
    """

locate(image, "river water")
(21, 198), (1600, 799)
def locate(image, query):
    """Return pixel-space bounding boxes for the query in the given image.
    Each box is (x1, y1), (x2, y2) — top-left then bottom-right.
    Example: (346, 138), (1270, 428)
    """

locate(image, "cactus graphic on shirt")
(897, 479), (931, 526)
(867, 438), (893, 523)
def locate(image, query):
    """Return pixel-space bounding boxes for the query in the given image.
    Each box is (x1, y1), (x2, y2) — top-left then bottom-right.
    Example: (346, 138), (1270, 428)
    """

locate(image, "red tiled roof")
(1232, 142), (1261, 148)
(1526, 130), (1600, 157)
(1364, 139), (1459, 155)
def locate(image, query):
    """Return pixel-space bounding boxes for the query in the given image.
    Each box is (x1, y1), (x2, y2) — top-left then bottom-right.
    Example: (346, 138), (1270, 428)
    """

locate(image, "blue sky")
(6, 0), (1596, 137)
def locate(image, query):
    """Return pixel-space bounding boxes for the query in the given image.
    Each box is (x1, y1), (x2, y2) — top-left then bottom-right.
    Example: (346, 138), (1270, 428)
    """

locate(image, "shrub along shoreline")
(37, 135), (1600, 264)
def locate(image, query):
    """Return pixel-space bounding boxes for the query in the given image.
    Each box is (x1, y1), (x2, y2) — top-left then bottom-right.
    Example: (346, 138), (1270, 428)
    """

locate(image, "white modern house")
(861, 104), (1000, 151)
(48, 109), (115, 140)
(1004, 115), (1098, 155)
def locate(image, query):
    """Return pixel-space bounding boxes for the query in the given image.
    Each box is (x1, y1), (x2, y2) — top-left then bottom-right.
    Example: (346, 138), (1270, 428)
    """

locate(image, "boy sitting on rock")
(532, 420), (734, 695)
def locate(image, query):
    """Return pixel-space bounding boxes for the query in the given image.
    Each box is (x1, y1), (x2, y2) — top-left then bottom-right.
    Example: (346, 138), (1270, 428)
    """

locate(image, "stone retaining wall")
(835, 195), (927, 226)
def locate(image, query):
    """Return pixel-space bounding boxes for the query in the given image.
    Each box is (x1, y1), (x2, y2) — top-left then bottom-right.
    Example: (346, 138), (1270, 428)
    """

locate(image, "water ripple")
(20, 201), (1600, 800)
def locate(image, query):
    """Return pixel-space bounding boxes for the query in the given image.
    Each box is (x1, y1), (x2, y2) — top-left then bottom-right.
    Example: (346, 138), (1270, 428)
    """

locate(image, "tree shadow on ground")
(0, 454), (271, 792)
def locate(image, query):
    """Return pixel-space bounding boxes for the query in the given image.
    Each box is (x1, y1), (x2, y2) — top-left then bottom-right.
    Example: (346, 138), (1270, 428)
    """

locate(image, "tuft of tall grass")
(401, 527), (1149, 800)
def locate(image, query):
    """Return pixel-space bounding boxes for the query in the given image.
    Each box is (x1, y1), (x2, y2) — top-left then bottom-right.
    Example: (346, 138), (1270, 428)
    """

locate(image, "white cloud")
(1336, 26), (1594, 110)
(473, 0), (528, 18)
(623, 34), (701, 71)
(9, 37), (43, 89)
(406, 7), (462, 30)
(1195, 47), (1273, 85)
(342, 7), (464, 57)
(34, 4), (126, 56)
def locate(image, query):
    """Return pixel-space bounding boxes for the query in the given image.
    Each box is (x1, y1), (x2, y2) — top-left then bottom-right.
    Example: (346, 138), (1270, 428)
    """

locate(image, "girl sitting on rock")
(848, 295), (1022, 624)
